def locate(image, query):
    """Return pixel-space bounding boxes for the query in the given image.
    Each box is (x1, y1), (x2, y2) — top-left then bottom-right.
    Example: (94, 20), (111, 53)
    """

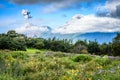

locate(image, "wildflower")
(117, 65), (120, 69)
(7, 63), (10, 67)
(74, 73), (77, 76)
(97, 66), (102, 69)
(88, 77), (92, 80)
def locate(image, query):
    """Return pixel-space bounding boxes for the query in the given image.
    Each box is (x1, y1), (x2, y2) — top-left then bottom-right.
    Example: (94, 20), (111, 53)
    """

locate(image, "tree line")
(0, 30), (120, 56)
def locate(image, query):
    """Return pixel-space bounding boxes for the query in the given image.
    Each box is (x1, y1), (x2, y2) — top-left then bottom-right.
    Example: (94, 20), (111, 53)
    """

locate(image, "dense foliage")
(0, 30), (26, 51)
(112, 33), (120, 56)
(0, 30), (120, 56)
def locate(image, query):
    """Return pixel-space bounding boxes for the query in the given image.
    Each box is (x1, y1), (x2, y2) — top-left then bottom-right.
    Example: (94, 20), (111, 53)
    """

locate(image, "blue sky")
(0, 0), (120, 34)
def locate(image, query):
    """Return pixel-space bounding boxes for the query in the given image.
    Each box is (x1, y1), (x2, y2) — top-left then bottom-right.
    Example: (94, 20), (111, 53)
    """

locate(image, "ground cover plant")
(0, 49), (120, 80)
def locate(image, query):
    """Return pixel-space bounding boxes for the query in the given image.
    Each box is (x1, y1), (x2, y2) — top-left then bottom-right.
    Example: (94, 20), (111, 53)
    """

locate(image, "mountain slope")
(40, 32), (117, 44)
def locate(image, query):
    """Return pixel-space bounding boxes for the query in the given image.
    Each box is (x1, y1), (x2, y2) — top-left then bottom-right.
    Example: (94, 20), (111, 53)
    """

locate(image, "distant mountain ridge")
(75, 32), (117, 43)
(40, 32), (117, 44)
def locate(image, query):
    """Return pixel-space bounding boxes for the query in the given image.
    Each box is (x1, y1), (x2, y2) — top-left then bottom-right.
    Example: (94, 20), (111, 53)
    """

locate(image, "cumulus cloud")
(15, 23), (50, 33)
(43, 1), (77, 13)
(9, 0), (63, 4)
(97, 0), (120, 18)
(9, 0), (101, 5)
(52, 14), (120, 34)
(9, 0), (101, 13)
(15, 23), (51, 37)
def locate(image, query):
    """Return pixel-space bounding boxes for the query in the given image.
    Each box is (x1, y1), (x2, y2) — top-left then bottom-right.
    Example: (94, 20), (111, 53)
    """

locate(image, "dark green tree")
(7, 30), (18, 38)
(35, 38), (45, 49)
(44, 38), (73, 52)
(0, 30), (26, 51)
(73, 40), (88, 53)
(112, 33), (120, 56)
(87, 40), (100, 55)
(100, 42), (112, 55)
(0, 36), (12, 50)
(26, 38), (36, 48)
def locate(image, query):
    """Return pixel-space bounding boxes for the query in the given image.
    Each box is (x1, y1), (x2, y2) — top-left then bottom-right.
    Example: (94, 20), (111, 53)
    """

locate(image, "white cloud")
(10, 0), (100, 13)
(97, 0), (120, 18)
(103, 0), (120, 12)
(52, 14), (120, 34)
(43, 1), (75, 13)
(15, 23), (50, 33)
(42, 0), (101, 13)
(15, 23), (51, 37)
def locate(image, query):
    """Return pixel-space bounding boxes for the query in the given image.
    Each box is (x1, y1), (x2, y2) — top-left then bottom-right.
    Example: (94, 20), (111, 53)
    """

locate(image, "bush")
(11, 52), (28, 59)
(95, 55), (111, 66)
(73, 54), (92, 62)
(0, 74), (17, 80)
(52, 52), (67, 57)
(0, 51), (13, 60)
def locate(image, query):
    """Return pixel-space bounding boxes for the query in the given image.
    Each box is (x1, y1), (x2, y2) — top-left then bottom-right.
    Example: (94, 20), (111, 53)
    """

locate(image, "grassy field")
(0, 49), (120, 80)
(13, 48), (50, 54)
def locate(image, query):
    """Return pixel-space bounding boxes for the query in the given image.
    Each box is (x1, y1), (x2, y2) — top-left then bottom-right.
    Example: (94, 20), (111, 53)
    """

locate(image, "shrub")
(95, 55), (111, 66)
(52, 52), (67, 57)
(73, 54), (92, 62)
(11, 52), (28, 59)
(81, 49), (89, 54)
(0, 74), (17, 80)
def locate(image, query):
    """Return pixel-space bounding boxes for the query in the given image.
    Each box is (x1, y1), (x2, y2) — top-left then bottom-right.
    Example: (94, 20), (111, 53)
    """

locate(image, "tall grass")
(0, 49), (120, 80)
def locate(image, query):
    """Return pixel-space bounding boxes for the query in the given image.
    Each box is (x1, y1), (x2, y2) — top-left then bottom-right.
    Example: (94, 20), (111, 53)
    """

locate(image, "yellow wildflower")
(88, 77), (92, 80)
(7, 63), (10, 67)
(97, 66), (103, 69)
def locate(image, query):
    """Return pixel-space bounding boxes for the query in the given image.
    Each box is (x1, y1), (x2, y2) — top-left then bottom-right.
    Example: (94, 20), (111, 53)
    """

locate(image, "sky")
(0, 0), (120, 34)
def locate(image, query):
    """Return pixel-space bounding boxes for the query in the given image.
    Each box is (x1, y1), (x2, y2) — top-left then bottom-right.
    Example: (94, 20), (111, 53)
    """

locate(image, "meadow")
(0, 49), (120, 80)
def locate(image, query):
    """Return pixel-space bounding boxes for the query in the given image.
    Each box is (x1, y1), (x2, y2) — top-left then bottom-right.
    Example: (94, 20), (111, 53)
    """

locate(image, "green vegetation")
(0, 30), (120, 56)
(0, 30), (120, 79)
(112, 33), (120, 56)
(0, 50), (120, 80)
(73, 54), (92, 62)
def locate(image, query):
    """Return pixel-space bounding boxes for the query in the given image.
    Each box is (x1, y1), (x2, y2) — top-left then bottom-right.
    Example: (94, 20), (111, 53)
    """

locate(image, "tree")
(73, 40), (88, 53)
(44, 38), (73, 52)
(44, 38), (51, 50)
(87, 40), (100, 55)
(74, 40), (87, 46)
(7, 30), (18, 38)
(100, 43), (112, 55)
(0, 31), (26, 51)
(13, 37), (26, 51)
(0, 36), (12, 49)
(35, 38), (45, 49)
(112, 33), (120, 56)
(26, 38), (36, 48)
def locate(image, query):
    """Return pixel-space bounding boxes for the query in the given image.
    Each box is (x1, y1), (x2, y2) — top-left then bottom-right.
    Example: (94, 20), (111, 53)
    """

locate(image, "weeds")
(0, 50), (119, 80)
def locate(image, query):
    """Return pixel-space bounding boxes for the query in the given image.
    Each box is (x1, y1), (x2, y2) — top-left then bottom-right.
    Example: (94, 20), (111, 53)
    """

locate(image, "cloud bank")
(9, 0), (101, 13)
(97, 0), (120, 18)
(52, 14), (120, 34)
(9, 0), (101, 5)
(51, 0), (120, 34)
